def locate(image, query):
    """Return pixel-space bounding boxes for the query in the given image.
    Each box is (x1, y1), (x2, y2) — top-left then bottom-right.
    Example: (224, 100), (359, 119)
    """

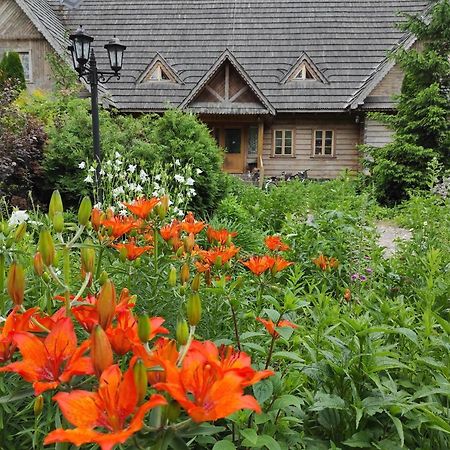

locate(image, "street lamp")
(68, 25), (126, 200)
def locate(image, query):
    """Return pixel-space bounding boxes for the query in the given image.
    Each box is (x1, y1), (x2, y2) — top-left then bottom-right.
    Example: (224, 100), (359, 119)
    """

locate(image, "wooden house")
(0, 0), (431, 178)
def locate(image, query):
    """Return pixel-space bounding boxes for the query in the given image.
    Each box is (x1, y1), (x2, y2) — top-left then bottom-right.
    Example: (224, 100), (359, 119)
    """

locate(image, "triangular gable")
(180, 49), (275, 115)
(15, 0), (70, 61)
(281, 52), (327, 83)
(347, 2), (433, 110)
(137, 53), (181, 84)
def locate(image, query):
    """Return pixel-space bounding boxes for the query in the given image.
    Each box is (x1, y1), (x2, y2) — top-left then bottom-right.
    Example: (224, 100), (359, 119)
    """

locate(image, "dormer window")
(146, 63), (171, 81)
(137, 54), (181, 84)
(281, 52), (328, 84)
(293, 62), (315, 80)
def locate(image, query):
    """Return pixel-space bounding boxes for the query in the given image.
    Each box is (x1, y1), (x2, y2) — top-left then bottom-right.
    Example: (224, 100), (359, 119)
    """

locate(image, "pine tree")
(0, 51), (26, 92)
(366, 0), (450, 205)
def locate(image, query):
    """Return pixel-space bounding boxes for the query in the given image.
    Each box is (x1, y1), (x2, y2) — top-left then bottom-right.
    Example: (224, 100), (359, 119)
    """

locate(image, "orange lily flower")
(241, 255), (275, 275)
(186, 341), (273, 387)
(107, 311), (168, 356)
(181, 212), (205, 234)
(256, 317), (298, 339)
(197, 244), (240, 267)
(0, 307), (37, 363)
(134, 337), (179, 385)
(101, 216), (136, 240)
(206, 227), (238, 245)
(91, 207), (104, 231)
(44, 364), (167, 450)
(0, 318), (93, 395)
(159, 220), (181, 242)
(123, 197), (160, 220)
(265, 235), (290, 252)
(154, 341), (263, 422)
(113, 239), (153, 261)
(271, 256), (294, 274)
(312, 254), (339, 270)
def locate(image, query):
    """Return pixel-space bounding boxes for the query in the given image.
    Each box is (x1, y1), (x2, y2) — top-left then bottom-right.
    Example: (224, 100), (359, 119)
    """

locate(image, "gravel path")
(376, 221), (412, 257)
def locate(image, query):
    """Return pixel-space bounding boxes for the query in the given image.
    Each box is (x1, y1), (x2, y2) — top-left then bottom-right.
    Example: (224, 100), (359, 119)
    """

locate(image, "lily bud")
(96, 279), (116, 330)
(191, 273), (201, 292)
(91, 208), (103, 231)
(81, 244), (96, 274)
(91, 324), (113, 377)
(137, 315), (150, 343)
(78, 196), (92, 226)
(52, 211), (64, 233)
(168, 265), (177, 287)
(214, 256), (223, 269)
(133, 358), (148, 405)
(183, 233), (195, 253)
(98, 270), (108, 285)
(175, 245), (184, 257)
(38, 229), (55, 267)
(159, 195), (169, 217)
(186, 293), (201, 326)
(34, 395), (44, 417)
(344, 288), (351, 302)
(180, 263), (190, 285)
(176, 319), (189, 345)
(33, 252), (44, 276)
(14, 222), (27, 242)
(7, 262), (25, 306)
(2, 222), (10, 237)
(48, 190), (63, 220)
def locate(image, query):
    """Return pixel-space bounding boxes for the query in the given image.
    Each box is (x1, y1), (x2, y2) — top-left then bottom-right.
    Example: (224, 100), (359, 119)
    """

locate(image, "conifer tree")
(0, 51), (26, 92)
(366, 0), (450, 205)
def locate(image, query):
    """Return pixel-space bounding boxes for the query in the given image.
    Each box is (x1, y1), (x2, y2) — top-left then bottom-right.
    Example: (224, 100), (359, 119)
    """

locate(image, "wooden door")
(223, 128), (244, 173)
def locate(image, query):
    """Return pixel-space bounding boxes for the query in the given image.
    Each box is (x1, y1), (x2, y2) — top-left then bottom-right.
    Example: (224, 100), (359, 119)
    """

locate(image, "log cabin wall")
(0, 0), (54, 91)
(262, 114), (361, 179)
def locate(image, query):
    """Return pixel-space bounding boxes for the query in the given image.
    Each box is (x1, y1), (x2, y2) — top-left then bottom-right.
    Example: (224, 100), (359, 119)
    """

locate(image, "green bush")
(0, 51), (26, 92)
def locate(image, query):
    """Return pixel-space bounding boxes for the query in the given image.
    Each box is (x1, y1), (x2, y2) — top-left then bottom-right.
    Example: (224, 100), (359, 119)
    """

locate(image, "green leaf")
(271, 351), (304, 363)
(253, 378), (273, 404)
(241, 342), (266, 354)
(393, 327), (418, 345)
(257, 435), (282, 450)
(310, 393), (346, 411)
(343, 431), (372, 448)
(179, 424), (225, 437)
(387, 413), (404, 447)
(240, 331), (265, 340)
(0, 389), (34, 404)
(212, 441), (236, 450)
(271, 394), (304, 410)
(240, 428), (258, 445)
(419, 407), (450, 434)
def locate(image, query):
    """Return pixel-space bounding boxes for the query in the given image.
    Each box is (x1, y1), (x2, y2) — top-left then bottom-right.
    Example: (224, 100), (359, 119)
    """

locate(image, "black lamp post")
(68, 26), (126, 200)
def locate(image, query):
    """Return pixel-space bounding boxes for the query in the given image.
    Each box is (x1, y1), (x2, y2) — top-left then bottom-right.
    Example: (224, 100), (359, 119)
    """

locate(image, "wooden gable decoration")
(181, 50), (275, 114)
(137, 53), (181, 83)
(282, 52), (328, 83)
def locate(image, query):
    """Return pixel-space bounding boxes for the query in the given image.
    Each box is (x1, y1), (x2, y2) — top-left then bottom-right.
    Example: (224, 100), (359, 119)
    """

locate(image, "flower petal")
(53, 390), (100, 428)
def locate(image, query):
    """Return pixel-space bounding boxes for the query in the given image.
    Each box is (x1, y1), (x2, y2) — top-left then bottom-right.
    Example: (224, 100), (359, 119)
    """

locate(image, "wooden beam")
(257, 120), (264, 188)
(224, 63), (230, 101)
(229, 86), (249, 102)
(205, 85), (224, 102)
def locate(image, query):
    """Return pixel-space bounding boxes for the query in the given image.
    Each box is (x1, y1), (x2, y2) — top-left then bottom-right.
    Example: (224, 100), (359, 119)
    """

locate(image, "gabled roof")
(15, 0), (69, 60)
(180, 50), (275, 115)
(281, 52), (328, 84)
(45, 0), (429, 113)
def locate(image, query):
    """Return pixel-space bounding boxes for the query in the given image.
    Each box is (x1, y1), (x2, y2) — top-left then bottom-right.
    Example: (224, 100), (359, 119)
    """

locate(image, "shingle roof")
(46, 0), (429, 113)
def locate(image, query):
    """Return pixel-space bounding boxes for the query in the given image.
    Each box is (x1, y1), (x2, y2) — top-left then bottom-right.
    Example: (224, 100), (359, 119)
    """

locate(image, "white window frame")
(272, 129), (295, 157)
(17, 50), (32, 83)
(312, 129), (335, 157)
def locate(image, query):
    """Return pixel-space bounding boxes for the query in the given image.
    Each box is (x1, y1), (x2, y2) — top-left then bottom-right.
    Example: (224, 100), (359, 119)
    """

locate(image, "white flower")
(128, 164), (137, 173)
(99, 169), (105, 176)
(8, 210), (29, 227)
(84, 175), (94, 184)
(177, 209), (184, 217)
(129, 182), (137, 191)
(119, 209), (128, 217)
(196, 168), (203, 175)
(152, 190), (159, 197)
(94, 202), (102, 209)
(140, 170), (148, 182)
(78, 161), (86, 169)
(115, 159), (123, 166)
(88, 167), (96, 173)
(189, 188), (197, 197)
(154, 174), (161, 181)
(135, 185), (143, 193)
(174, 159), (181, 166)
(153, 182), (160, 190)
(107, 173), (113, 180)
(174, 174), (185, 183)
(185, 177), (195, 186)
(112, 186), (125, 197)
(115, 152), (122, 159)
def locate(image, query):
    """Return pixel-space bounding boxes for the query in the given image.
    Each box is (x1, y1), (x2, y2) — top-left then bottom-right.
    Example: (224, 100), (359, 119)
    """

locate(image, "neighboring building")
(0, 0), (431, 177)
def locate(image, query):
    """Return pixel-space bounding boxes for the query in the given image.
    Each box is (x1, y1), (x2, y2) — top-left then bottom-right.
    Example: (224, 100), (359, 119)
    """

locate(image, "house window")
(146, 63), (171, 81)
(314, 130), (334, 156)
(293, 62), (315, 80)
(18, 51), (31, 82)
(273, 129), (294, 156)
